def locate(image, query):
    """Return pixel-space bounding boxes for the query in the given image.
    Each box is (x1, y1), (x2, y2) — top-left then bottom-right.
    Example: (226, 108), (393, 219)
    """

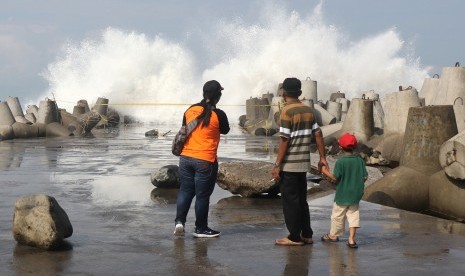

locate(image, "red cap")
(338, 133), (357, 149)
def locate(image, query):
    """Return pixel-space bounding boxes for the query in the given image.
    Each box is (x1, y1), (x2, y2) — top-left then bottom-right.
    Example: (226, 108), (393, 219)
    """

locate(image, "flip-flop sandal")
(301, 237), (314, 244)
(347, 242), (358, 248)
(275, 237), (304, 246)
(321, 234), (339, 242)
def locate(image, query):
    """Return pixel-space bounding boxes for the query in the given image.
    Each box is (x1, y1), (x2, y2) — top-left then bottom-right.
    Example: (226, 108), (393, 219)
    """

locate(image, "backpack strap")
(185, 117), (200, 136)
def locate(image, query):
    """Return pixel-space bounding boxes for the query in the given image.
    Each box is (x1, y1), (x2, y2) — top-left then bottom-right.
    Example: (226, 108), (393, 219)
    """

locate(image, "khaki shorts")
(330, 202), (360, 236)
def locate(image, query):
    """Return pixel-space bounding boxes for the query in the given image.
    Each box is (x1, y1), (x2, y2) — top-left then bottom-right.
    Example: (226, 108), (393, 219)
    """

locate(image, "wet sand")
(1, 126), (465, 275)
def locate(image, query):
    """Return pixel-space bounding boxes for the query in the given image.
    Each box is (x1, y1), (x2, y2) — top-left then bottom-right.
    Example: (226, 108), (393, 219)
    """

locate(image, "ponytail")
(198, 99), (213, 127)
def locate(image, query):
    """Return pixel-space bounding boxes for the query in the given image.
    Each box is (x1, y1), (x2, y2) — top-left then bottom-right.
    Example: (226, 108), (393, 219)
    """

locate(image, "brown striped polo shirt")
(279, 100), (320, 172)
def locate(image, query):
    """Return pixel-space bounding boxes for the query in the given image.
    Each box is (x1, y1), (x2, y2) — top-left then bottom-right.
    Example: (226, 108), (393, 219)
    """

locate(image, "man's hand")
(314, 129), (328, 173)
(271, 166), (281, 182)
(318, 157), (329, 173)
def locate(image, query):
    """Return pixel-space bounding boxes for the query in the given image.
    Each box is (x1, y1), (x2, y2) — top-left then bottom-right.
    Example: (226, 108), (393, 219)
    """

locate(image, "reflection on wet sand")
(150, 188), (179, 205)
(0, 142), (24, 169)
(378, 207), (465, 236)
(213, 195), (283, 225)
(327, 244), (358, 276)
(282, 246), (312, 276)
(172, 238), (228, 275)
(13, 242), (73, 275)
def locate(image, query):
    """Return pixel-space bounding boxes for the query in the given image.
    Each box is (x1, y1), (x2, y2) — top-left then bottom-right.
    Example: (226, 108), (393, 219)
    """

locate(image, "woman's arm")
(214, 109), (230, 134)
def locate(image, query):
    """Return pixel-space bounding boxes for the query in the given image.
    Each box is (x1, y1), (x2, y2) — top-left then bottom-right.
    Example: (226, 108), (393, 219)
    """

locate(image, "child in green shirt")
(321, 133), (368, 248)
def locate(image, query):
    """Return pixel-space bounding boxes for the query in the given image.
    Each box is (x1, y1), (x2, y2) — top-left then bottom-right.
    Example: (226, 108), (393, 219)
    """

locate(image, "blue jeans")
(175, 156), (218, 230)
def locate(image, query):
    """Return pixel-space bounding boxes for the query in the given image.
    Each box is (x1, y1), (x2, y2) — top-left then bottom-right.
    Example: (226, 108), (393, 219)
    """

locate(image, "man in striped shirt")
(272, 77), (329, 246)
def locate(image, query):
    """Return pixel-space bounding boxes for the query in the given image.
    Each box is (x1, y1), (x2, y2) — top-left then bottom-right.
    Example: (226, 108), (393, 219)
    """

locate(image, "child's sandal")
(321, 233), (339, 242)
(347, 242), (358, 248)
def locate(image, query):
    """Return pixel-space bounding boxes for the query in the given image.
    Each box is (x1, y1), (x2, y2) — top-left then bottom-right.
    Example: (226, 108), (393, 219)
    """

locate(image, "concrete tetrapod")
(329, 91), (345, 102)
(320, 122), (343, 141)
(335, 97), (350, 122)
(453, 101), (465, 133)
(267, 96), (284, 130)
(6, 96), (24, 117)
(0, 101), (15, 126)
(336, 97), (350, 112)
(77, 99), (91, 113)
(371, 132), (403, 162)
(26, 105), (39, 120)
(383, 88), (421, 135)
(24, 113), (36, 124)
(92, 97), (109, 116)
(12, 122), (39, 138)
(420, 75), (440, 106)
(244, 119), (277, 136)
(73, 105), (86, 116)
(301, 77), (318, 103)
(429, 170), (465, 221)
(313, 104), (336, 126)
(46, 122), (73, 137)
(372, 89), (421, 163)
(439, 130), (465, 180)
(431, 64), (465, 105)
(341, 98), (374, 143)
(0, 125), (14, 140)
(6, 96), (30, 124)
(326, 101), (342, 122)
(400, 106), (458, 174)
(246, 97), (270, 122)
(364, 105), (458, 212)
(371, 94), (384, 129)
(60, 110), (102, 136)
(37, 100), (60, 124)
(364, 166), (430, 211)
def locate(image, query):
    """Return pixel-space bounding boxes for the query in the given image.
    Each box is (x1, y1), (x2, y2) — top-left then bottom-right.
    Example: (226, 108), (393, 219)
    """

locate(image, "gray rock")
(145, 129), (159, 137)
(217, 161), (279, 197)
(151, 165), (180, 188)
(12, 194), (73, 250)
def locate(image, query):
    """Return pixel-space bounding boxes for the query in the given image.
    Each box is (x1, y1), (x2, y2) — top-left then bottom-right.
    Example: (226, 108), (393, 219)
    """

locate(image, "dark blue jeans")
(280, 171), (313, 242)
(175, 156), (218, 230)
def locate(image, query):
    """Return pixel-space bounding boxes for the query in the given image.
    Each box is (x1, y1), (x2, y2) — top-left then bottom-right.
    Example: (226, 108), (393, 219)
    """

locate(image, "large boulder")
(151, 165), (180, 189)
(217, 161), (279, 197)
(12, 194), (73, 250)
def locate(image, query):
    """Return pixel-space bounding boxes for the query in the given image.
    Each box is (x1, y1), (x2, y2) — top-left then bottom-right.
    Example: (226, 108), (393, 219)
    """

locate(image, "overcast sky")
(1, 0), (464, 101)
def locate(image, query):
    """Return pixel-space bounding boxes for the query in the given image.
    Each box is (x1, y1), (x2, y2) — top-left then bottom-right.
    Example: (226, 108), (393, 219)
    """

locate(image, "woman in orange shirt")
(174, 80), (230, 238)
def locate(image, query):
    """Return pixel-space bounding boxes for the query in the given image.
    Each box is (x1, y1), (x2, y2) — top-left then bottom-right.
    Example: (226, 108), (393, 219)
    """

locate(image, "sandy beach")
(1, 126), (465, 275)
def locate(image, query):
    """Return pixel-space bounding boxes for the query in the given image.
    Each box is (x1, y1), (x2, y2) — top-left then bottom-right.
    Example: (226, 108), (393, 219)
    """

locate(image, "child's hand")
(321, 165), (337, 183)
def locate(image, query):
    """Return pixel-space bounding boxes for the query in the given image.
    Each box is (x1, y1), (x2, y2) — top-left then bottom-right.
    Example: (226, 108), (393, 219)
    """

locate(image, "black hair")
(198, 91), (221, 127)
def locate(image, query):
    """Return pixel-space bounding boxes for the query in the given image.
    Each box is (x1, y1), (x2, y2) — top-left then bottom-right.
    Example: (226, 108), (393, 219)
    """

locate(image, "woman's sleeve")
(215, 109), (230, 134)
